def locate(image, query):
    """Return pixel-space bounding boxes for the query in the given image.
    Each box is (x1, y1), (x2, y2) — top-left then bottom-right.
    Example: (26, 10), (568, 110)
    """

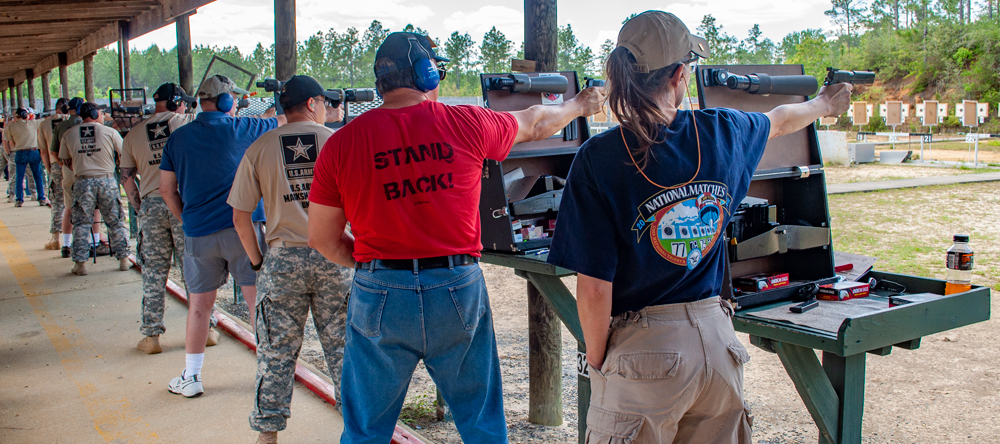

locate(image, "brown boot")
(71, 262), (87, 276)
(44, 234), (59, 250)
(206, 327), (221, 347)
(255, 431), (277, 444)
(137, 335), (162, 354)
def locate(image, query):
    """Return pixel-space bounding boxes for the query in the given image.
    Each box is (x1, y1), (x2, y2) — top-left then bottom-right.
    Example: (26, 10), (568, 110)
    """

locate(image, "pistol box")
(734, 272), (790, 293)
(479, 71), (591, 253)
(817, 281), (871, 301)
(699, 64), (837, 309)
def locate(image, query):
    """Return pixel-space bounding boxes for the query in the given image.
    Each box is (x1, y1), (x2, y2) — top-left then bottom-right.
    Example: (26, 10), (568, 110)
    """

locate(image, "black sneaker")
(14, 201), (22, 208)
(61, 246), (71, 258)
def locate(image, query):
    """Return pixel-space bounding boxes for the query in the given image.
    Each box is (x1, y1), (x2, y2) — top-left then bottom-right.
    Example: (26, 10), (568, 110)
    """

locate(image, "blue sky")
(130, 0), (836, 54)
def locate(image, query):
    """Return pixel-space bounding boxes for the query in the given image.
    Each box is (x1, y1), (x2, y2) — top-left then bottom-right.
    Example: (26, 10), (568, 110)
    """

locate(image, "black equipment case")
(697, 64), (839, 309)
(478, 71), (591, 253)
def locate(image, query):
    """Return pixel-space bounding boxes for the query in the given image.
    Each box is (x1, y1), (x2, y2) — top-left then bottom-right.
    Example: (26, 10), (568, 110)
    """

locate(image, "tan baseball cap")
(617, 11), (711, 73)
(197, 75), (250, 98)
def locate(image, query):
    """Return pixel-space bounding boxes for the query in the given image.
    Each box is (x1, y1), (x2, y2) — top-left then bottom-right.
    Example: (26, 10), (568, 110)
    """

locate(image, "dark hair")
(605, 46), (686, 169)
(374, 57), (417, 95)
(56, 98), (70, 114)
(283, 95), (322, 115)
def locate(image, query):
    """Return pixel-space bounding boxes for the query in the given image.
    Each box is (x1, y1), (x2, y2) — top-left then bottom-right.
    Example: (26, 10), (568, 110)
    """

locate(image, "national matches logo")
(280, 133), (317, 180)
(632, 182), (730, 270)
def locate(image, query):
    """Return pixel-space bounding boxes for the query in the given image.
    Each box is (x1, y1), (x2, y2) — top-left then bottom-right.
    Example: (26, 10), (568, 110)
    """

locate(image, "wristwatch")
(251, 260), (263, 271)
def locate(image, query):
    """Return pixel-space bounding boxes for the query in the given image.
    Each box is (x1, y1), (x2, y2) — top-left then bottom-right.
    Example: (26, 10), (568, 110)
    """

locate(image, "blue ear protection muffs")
(408, 37), (440, 93)
(216, 93), (234, 113)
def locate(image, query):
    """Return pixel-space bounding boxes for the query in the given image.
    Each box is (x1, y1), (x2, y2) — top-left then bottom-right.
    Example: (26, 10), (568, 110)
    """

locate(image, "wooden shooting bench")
(482, 254), (990, 444)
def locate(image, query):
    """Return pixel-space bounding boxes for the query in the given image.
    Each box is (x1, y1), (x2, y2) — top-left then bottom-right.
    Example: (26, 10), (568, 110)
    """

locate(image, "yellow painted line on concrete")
(0, 221), (159, 443)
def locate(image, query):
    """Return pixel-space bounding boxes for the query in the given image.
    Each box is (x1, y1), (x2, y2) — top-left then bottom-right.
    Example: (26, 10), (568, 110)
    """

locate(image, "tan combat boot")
(71, 262), (87, 276)
(44, 233), (60, 250)
(137, 335), (162, 354)
(120, 257), (131, 271)
(255, 431), (277, 444)
(206, 327), (221, 346)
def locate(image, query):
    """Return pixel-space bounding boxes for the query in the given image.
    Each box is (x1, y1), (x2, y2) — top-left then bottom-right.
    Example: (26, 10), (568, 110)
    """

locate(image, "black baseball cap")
(68, 97), (85, 114)
(278, 75), (340, 109)
(153, 83), (196, 104)
(374, 32), (449, 78)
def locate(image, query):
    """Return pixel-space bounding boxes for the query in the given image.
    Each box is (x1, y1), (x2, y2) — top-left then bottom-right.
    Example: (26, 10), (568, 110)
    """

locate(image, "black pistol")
(824, 68), (876, 86)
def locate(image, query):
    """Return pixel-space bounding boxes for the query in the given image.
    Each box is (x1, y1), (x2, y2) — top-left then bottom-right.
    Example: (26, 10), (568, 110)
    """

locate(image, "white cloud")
(296, 0), (435, 37)
(443, 6), (524, 44)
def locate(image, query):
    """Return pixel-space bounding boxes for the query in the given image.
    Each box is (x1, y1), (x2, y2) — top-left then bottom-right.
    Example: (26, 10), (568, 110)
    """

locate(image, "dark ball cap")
(373, 32), (449, 78)
(68, 97), (85, 114)
(278, 75), (341, 109)
(153, 83), (196, 104)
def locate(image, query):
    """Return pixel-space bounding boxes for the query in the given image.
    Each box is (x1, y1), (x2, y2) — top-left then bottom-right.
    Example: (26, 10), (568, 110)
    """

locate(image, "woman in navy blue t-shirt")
(547, 10), (852, 444)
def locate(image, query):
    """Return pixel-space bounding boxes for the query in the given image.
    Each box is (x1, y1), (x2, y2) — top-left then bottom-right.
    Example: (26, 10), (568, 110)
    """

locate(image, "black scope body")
(257, 78), (283, 92)
(488, 73), (569, 95)
(724, 72), (818, 96)
(326, 89), (375, 104)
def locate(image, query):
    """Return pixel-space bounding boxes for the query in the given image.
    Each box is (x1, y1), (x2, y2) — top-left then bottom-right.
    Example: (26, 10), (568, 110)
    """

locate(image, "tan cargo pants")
(586, 296), (753, 444)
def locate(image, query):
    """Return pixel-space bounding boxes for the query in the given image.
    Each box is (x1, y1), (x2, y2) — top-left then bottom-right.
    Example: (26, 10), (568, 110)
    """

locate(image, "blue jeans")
(15, 150), (45, 202)
(340, 262), (507, 444)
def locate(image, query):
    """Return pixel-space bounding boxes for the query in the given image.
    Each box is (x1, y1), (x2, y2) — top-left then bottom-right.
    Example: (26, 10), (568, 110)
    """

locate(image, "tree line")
(21, 0), (999, 130)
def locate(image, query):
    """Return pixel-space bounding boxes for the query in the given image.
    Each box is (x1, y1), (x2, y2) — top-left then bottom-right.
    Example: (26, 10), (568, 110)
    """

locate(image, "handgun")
(824, 68), (875, 86)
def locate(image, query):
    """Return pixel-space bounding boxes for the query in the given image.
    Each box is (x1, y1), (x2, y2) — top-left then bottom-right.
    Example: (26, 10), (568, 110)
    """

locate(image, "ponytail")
(605, 46), (684, 170)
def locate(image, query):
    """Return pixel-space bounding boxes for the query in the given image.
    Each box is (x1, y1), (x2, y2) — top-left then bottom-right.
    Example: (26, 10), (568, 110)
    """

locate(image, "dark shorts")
(183, 227), (257, 293)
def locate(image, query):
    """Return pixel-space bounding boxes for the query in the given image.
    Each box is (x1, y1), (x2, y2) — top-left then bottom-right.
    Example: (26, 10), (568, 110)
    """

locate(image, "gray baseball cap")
(197, 75), (249, 98)
(617, 11), (711, 73)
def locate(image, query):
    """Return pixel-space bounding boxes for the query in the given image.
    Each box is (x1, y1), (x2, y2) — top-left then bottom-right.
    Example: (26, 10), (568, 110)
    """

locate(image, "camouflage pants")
(48, 166), (64, 233)
(137, 196), (184, 336)
(71, 177), (129, 262)
(250, 246), (352, 432)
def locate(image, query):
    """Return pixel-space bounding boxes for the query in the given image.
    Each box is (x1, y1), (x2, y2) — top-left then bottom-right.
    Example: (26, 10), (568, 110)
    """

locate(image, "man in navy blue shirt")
(547, 11), (852, 443)
(160, 75), (282, 397)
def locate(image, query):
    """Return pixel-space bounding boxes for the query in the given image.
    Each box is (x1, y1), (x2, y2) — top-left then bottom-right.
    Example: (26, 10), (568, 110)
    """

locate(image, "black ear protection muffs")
(57, 99), (70, 114)
(79, 103), (100, 120)
(16, 108), (28, 119)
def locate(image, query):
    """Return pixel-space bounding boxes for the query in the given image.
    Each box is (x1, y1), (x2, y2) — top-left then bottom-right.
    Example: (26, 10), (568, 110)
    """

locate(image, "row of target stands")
(817, 100), (998, 166)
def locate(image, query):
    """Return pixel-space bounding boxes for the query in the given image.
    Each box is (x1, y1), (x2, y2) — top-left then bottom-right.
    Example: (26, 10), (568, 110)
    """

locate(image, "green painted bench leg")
(771, 342), (840, 444)
(822, 352), (866, 444)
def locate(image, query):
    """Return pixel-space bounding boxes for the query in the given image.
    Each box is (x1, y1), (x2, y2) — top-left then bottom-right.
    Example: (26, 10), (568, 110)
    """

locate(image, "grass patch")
(399, 392), (438, 427)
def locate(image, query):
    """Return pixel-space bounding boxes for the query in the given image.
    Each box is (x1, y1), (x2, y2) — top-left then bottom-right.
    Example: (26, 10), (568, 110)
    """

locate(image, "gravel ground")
(160, 164), (999, 444)
(824, 163), (998, 185)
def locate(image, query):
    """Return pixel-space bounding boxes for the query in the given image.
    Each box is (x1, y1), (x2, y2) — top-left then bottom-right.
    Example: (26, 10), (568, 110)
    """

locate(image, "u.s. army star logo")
(80, 126), (94, 137)
(280, 133), (318, 180)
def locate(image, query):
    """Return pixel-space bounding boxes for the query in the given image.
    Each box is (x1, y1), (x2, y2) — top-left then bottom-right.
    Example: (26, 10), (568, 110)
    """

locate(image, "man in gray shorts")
(159, 75), (282, 397)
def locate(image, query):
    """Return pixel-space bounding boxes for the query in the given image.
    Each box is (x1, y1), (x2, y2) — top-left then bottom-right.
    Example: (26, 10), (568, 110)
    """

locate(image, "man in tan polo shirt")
(59, 102), (131, 275)
(121, 83), (202, 354)
(228, 75), (350, 444)
(3, 107), (48, 207)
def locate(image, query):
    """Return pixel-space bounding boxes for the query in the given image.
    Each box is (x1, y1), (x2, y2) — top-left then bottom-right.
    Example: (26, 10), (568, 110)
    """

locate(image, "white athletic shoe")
(167, 371), (204, 398)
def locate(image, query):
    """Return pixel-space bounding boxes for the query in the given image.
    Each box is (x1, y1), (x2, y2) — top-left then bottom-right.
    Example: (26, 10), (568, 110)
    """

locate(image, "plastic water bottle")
(945, 234), (974, 295)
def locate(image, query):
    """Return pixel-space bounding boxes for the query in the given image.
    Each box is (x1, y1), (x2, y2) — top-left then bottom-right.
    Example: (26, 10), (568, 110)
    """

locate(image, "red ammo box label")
(817, 282), (871, 301)
(734, 273), (790, 292)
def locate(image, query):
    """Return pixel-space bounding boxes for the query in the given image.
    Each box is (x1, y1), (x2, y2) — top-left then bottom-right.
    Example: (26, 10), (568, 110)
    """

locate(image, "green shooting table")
(481, 252), (991, 444)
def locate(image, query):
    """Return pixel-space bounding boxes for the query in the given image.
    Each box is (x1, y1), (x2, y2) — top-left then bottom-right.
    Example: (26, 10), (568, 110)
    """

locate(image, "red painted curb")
(131, 257), (428, 444)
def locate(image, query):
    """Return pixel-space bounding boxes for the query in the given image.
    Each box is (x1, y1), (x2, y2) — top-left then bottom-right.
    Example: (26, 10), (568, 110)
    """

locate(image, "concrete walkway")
(827, 171), (1000, 194)
(0, 198), (343, 443)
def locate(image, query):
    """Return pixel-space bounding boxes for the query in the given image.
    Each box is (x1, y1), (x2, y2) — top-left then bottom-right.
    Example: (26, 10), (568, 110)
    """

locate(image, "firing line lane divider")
(127, 256), (429, 444)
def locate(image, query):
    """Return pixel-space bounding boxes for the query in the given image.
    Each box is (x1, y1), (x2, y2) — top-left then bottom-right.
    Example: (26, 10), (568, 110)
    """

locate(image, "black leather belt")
(358, 254), (479, 271)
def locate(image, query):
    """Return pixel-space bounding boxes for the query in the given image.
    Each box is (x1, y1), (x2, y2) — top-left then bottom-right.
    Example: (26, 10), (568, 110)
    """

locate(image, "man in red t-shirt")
(309, 32), (604, 443)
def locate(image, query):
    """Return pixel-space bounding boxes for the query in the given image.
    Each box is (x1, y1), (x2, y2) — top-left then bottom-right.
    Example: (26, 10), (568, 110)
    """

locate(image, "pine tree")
(480, 27), (513, 74)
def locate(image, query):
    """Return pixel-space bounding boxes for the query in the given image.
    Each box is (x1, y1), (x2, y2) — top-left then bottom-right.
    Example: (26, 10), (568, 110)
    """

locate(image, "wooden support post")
(26, 69), (35, 110)
(59, 53), (70, 99)
(6, 79), (13, 110)
(524, 0), (558, 72)
(41, 72), (52, 111)
(527, 280), (562, 426)
(84, 53), (95, 102)
(772, 342), (840, 444)
(274, 0), (297, 81)
(16, 83), (23, 107)
(175, 13), (194, 94)
(1, 89), (6, 114)
(822, 352), (866, 444)
(119, 20), (132, 99)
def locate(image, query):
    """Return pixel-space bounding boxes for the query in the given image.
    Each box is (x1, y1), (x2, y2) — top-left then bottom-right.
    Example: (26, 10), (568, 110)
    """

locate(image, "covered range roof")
(0, 0), (214, 85)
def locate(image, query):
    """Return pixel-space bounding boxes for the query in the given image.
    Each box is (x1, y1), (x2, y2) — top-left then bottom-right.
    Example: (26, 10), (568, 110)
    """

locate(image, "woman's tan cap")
(617, 11), (711, 73)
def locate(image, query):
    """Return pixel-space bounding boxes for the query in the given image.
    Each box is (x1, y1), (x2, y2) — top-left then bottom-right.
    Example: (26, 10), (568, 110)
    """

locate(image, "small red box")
(734, 272), (790, 293)
(817, 281), (870, 301)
